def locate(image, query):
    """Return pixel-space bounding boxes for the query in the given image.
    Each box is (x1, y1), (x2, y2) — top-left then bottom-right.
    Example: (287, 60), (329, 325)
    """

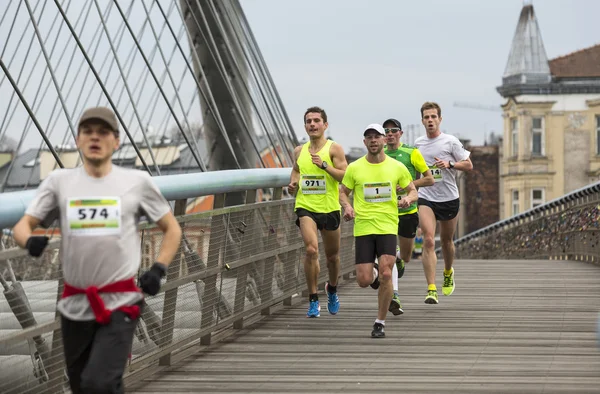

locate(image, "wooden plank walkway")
(128, 259), (600, 393)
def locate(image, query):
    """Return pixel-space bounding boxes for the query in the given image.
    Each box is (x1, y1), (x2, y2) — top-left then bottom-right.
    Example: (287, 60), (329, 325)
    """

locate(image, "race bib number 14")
(67, 197), (121, 236)
(363, 182), (392, 203)
(429, 165), (443, 183)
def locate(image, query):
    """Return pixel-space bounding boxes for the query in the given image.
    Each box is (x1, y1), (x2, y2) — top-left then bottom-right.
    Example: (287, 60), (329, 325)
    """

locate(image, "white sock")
(371, 265), (379, 283)
(392, 263), (398, 292)
(375, 319), (385, 325)
(396, 246), (401, 259)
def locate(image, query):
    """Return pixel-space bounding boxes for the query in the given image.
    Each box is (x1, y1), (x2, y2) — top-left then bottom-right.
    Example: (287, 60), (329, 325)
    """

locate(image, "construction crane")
(453, 101), (503, 112)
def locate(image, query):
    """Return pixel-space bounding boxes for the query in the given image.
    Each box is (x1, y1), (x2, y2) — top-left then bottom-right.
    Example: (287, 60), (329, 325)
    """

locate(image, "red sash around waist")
(61, 278), (141, 324)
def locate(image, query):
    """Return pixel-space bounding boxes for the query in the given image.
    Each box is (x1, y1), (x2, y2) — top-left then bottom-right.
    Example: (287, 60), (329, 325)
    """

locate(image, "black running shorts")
(398, 212), (419, 238)
(295, 208), (341, 231)
(355, 234), (397, 264)
(418, 198), (460, 221)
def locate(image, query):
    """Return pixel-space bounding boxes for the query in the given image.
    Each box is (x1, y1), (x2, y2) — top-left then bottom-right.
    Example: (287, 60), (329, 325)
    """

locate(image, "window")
(596, 116), (600, 155)
(511, 118), (518, 156)
(531, 117), (544, 156)
(512, 190), (519, 216)
(531, 188), (545, 208)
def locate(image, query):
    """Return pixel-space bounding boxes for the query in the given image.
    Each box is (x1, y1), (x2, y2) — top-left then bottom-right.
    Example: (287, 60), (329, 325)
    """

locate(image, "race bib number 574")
(67, 197), (121, 236)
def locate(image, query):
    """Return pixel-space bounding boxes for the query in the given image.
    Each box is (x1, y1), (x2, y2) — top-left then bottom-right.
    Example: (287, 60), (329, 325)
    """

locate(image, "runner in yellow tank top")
(340, 123), (418, 338)
(287, 106), (348, 318)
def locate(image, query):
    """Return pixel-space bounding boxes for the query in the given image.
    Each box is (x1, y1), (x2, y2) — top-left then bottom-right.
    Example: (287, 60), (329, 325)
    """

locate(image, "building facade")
(497, 4), (600, 219)
(455, 142), (501, 238)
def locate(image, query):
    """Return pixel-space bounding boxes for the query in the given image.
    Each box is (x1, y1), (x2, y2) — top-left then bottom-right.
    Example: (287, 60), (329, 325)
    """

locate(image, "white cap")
(363, 123), (385, 136)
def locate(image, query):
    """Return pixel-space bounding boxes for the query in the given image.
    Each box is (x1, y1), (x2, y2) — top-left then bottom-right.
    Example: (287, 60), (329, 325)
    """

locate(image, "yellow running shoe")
(442, 269), (455, 296)
(424, 289), (438, 304)
(388, 293), (404, 315)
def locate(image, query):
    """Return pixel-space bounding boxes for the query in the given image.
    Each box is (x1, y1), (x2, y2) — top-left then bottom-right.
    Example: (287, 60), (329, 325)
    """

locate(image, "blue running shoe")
(325, 282), (340, 315)
(306, 300), (320, 318)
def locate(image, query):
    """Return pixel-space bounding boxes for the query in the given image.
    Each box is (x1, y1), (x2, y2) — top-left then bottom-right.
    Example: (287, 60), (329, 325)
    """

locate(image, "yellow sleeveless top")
(294, 139), (340, 214)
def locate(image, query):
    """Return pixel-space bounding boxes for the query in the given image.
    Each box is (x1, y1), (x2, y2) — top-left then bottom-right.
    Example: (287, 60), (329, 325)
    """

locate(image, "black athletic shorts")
(295, 208), (341, 231)
(355, 234), (397, 264)
(398, 212), (419, 238)
(418, 198), (460, 221)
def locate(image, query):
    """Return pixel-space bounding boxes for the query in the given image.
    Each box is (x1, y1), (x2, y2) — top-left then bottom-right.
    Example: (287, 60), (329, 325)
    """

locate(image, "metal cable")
(232, 0), (296, 156)
(52, 0), (152, 174)
(178, 0), (267, 168)
(0, 58), (63, 168)
(92, 0), (161, 175)
(0, 0), (15, 39)
(0, 0), (47, 149)
(19, 0), (83, 160)
(45, 0), (122, 175)
(111, 0), (207, 172)
(1, 0), (72, 190)
(153, 0), (244, 169)
(33, 0), (108, 179)
(232, 1), (299, 148)
(110, 1), (177, 166)
(24, 0), (79, 143)
(0, 0), (27, 86)
(207, 0), (287, 167)
(138, 0), (210, 171)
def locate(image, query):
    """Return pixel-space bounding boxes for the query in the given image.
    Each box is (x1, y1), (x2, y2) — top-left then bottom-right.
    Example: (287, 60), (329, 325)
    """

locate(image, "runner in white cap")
(13, 106), (183, 394)
(340, 123), (417, 338)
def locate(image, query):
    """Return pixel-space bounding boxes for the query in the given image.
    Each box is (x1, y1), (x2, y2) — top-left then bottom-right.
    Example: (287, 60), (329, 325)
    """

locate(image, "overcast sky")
(240, 0), (600, 149)
(1, 0), (598, 156)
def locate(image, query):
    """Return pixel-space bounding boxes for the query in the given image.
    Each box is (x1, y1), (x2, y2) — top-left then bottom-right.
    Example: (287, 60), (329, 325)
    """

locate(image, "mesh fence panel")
(0, 197), (356, 393)
(454, 193), (600, 262)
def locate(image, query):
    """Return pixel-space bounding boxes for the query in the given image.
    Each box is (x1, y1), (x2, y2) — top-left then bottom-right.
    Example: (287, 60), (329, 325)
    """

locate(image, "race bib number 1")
(363, 182), (392, 203)
(301, 174), (326, 194)
(67, 197), (121, 236)
(429, 165), (443, 183)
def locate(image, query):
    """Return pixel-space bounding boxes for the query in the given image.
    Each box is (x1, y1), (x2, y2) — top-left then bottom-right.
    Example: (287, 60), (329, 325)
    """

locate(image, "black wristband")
(151, 262), (167, 277)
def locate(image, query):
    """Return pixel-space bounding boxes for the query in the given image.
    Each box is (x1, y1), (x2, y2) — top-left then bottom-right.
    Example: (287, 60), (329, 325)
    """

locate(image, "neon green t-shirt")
(384, 143), (428, 215)
(342, 156), (413, 236)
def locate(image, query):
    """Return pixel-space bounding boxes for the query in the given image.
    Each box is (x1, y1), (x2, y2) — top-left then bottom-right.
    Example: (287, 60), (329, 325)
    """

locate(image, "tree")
(0, 135), (17, 152)
(167, 121), (204, 144)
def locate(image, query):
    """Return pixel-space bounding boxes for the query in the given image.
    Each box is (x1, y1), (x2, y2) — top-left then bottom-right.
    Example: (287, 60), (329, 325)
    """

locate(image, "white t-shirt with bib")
(26, 165), (171, 321)
(414, 133), (470, 203)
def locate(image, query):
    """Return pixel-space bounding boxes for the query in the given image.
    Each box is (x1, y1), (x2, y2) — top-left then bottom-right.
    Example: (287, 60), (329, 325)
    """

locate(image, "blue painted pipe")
(0, 167), (292, 229)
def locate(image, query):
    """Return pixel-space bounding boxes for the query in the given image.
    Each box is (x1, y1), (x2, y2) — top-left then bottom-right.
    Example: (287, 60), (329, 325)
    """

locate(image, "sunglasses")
(384, 128), (401, 134)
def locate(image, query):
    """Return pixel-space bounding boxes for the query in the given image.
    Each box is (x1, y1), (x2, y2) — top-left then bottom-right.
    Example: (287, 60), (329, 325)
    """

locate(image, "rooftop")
(549, 43), (600, 79)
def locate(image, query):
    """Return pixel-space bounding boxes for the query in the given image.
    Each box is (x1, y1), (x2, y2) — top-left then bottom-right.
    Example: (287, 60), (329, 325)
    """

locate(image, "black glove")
(139, 262), (167, 296)
(25, 236), (49, 257)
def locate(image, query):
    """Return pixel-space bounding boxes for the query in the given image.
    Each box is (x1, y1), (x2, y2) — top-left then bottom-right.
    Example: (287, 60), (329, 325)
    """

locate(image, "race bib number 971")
(363, 182), (392, 203)
(301, 174), (326, 194)
(67, 197), (121, 236)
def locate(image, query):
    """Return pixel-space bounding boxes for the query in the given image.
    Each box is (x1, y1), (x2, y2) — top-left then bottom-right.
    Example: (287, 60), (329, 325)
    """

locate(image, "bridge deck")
(128, 259), (600, 393)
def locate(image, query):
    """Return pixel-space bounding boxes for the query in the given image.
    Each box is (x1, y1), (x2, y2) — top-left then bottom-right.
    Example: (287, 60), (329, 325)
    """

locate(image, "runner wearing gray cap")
(13, 106), (182, 393)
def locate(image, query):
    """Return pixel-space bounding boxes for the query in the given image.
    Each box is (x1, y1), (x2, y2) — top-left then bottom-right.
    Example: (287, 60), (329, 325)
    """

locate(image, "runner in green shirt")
(383, 118), (434, 315)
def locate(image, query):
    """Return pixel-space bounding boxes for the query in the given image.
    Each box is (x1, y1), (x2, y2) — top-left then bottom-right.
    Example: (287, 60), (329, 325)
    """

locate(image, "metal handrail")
(0, 167), (293, 229)
(448, 180), (600, 247)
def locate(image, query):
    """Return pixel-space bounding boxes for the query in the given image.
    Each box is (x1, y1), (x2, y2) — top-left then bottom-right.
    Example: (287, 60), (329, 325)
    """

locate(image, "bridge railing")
(450, 181), (600, 262)
(0, 168), (356, 394)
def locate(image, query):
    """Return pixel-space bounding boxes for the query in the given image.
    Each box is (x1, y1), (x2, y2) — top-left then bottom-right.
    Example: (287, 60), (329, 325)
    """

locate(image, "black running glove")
(139, 262), (167, 296)
(25, 236), (49, 257)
